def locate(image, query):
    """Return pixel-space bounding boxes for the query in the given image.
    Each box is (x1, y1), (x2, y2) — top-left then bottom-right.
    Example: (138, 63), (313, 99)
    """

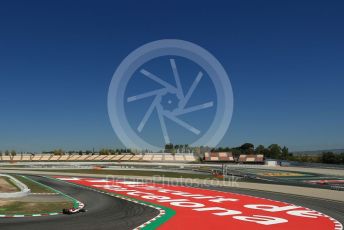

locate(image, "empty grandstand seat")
(22, 155), (31, 161)
(130, 155), (143, 161)
(174, 155), (185, 161)
(86, 155), (98, 161)
(121, 155), (133, 161)
(210, 156), (219, 161)
(256, 154), (264, 162)
(218, 152), (227, 157)
(184, 155), (196, 162)
(102, 155), (115, 161)
(204, 152), (234, 162)
(112, 155), (124, 161)
(68, 155), (81, 161)
(246, 156), (255, 162)
(11, 156), (21, 161)
(164, 155), (175, 161)
(210, 152), (218, 157)
(238, 154), (247, 162)
(204, 152), (211, 161)
(238, 154), (264, 164)
(2, 156), (11, 161)
(93, 155), (106, 161)
(50, 155), (61, 161)
(59, 155), (69, 161)
(41, 155), (52, 161)
(152, 155), (163, 161)
(219, 152), (231, 161)
(77, 155), (89, 161)
(31, 155), (43, 161)
(142, 155), (153, 161)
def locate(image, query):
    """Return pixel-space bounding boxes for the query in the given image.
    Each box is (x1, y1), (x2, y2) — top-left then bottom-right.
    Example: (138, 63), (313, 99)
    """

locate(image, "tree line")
(210, 143), (344, 164)
(0, 150), (17, 156)
(289, 152), (344, 164)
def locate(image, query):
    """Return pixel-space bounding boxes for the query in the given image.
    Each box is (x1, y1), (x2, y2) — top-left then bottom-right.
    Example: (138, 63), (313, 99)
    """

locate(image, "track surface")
(205, 185), (344, 224)
(57, 176), (344, 229)
(1, 175), (343, 229)
(0, 175), (159, 230)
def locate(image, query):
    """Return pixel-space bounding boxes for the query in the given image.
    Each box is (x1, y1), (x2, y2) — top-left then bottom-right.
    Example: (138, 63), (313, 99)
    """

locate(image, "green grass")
(11, 175), (54, 193)
(4, 177), (21, 191)
(0, 177), (20, 192)
(0, 201), (73, 215)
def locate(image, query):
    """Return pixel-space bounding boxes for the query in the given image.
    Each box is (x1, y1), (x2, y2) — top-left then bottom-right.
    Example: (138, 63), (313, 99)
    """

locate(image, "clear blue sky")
(0, 0), (343, 152)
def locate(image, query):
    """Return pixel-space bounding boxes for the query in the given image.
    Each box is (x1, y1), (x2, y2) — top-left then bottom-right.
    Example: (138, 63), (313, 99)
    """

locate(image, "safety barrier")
(0, 174), (31, 198)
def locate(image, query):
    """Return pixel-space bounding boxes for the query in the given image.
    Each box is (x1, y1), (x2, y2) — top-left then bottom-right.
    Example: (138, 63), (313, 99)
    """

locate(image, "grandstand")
(68, 155), (81, 161)
(77, 155), (89, 161)
(0, 153), (197, 163)
(142, 154), (153, 161)
(204, 152), (235, 162)
(174, 155), (185, 161)
(238, 154), (264, 164)
(164, 155), (174, 161)
(101, 155), (115, 161)
(12, 155), (21, 161)
(59, 155), (69, 161)
(41, 155), (51, 161)
(86, 155), (98, 161)
(0, 153), (266, 164)
(203, 152), (264, 164)
(22, 155), (31, 161)
(50, 155), (61, 161)
(152, 155), (163, 161)
(120, 155), (133, 161)
(31, 155), (42, 161)
(112, 155), (124, 161)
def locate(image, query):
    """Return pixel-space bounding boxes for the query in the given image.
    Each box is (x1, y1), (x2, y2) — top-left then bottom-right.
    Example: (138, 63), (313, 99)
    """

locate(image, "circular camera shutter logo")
(108, 39), (233, 151)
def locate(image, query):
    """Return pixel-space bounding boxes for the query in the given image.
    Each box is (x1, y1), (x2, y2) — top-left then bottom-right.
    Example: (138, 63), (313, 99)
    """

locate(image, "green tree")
(10, 150), (17, 156)
(339, 153), (344, 164)
(321, 152), (336, 164)
(255, 145), (265, 154)
(99, 149), (110, 155)
(53, 149), (64, 155)
(281, 146), (289, 160)
(240, 143), (254, 154)
(165, 143), (174, 152)
(109, 149), (117, 155)
(268, 144), (282, 159)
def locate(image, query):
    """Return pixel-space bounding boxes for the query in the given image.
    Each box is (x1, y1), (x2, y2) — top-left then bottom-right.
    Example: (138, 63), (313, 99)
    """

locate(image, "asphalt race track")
(0, 175), (343, 229)
(56, 176), (344, 229)
(0, 175), (159, 230)
(203, 185), (344, 225)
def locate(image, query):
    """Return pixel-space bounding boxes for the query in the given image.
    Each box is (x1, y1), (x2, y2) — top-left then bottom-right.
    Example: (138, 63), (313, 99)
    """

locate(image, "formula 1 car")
(62, 207), (87, 215)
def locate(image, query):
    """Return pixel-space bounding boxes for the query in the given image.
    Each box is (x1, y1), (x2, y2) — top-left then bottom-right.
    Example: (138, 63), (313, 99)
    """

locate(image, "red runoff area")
(55, 177), (341, 230)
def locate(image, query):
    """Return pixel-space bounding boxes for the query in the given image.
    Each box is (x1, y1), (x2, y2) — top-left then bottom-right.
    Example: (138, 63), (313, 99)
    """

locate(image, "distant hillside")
(293, 149), (344, 155)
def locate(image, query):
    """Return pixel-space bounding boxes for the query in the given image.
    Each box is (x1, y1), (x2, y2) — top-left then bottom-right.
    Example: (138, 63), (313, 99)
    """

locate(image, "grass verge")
(10, 175), (53, 193)
(0, 177), (20, 192)
(0, 201), (73, 215)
